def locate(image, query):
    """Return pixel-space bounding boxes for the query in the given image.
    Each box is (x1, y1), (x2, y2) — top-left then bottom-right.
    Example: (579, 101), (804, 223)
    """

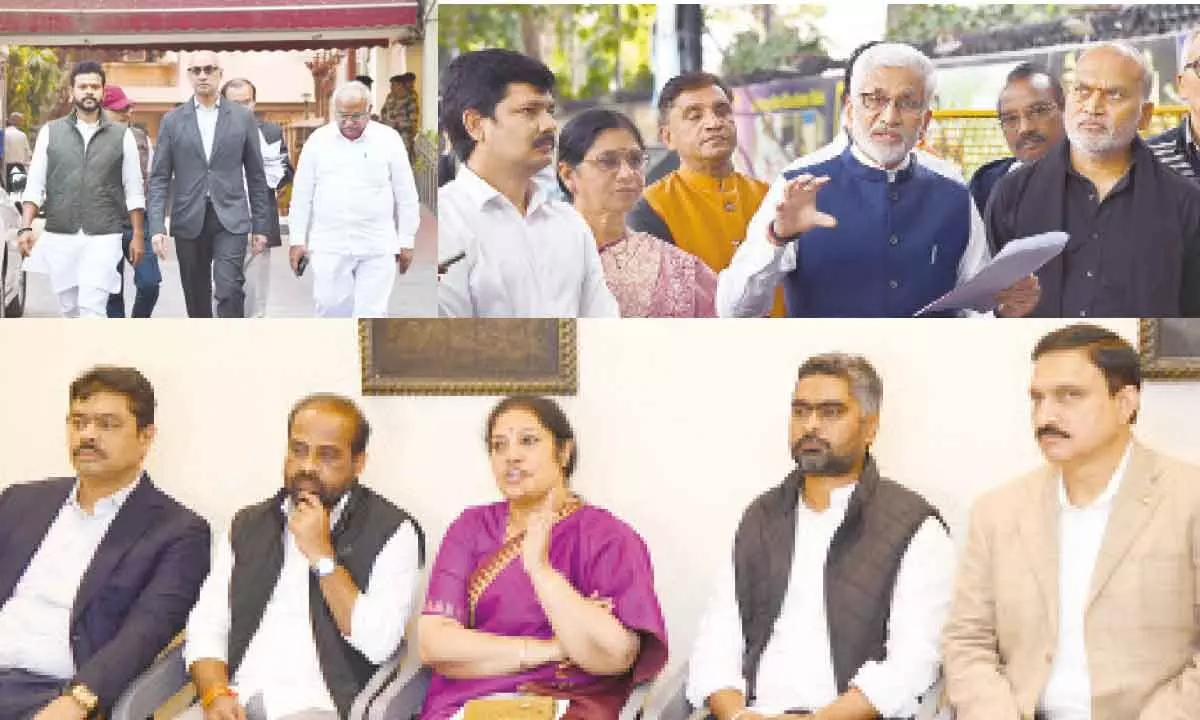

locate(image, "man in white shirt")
(943, 324), (1200, 719)
(288, 82), (419, 318)
(437, 48), (619, 317)
(0, 366), (210, 720)
(16, 61), (146, 318)
(182, 394), (424, 720)
(221, 78), (293, 318)
(716, 43), (1040, 319)
(148, 50), (271, 318)
(688, 353), (955, 720)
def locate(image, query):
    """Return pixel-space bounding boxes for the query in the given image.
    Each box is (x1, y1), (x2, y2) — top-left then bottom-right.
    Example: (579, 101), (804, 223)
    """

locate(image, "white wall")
(4, 317), (1198, 674)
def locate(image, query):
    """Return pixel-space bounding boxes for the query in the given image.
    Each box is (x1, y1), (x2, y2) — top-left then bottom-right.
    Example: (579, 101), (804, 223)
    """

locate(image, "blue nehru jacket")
(780, 147), (970, 317)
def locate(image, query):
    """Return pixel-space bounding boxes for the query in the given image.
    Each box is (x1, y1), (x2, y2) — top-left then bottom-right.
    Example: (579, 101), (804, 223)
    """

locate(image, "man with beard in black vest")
(686, 354), (955, 720)
(180, 394), (424, 720)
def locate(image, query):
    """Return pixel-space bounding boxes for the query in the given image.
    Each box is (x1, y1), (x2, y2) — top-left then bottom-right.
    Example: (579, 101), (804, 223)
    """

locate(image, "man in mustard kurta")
(630, 71), (782, 315)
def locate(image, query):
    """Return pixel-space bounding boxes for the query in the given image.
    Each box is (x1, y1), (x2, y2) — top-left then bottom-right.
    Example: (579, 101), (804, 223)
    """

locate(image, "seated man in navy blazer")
(0, 365), (211, 720)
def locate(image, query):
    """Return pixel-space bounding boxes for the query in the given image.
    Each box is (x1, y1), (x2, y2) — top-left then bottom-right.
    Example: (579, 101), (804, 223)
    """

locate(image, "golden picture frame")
(1139, 318), (1200, 380)
(359, 319), (578, 396)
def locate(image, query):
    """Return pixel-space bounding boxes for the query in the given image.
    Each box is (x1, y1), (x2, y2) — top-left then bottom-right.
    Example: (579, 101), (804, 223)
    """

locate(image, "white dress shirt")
(194, 97), (220, 164)
(437, 167), (620, 317)
(1039, 444), (1132, 720)
(715, 135), (989, 318)
(288, 121), (420, 256)
(687, 484), (956, 717)
(184, 496), (421, 720)
(0, 478), (142, 678)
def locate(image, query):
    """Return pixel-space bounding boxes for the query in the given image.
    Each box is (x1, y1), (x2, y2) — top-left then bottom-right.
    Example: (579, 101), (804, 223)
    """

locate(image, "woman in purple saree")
(418, 396), (669, 720)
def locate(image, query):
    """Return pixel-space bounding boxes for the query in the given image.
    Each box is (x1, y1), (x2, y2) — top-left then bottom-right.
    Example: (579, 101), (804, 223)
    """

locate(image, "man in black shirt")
(986, 41), (1200, 318)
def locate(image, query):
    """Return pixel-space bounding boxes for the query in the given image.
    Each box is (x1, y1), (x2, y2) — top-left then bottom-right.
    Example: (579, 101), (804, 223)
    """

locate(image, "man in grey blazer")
(148, 50), (270, 318)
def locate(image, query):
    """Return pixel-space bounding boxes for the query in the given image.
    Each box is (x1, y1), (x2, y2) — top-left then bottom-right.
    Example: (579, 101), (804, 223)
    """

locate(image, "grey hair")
(1082, 41), (1153, 100)
(334, 81), (372, 106)
(849, 42), (937, 106)
(796, 353), (883, 417)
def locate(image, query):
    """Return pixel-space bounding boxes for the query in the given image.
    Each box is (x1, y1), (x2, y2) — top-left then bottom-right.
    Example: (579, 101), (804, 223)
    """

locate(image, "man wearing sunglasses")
(987, 41), (1200, 317)
(969, 63), (1065, 214)
(1148, 31), (1200, 180)
(147, 50), (271, 318)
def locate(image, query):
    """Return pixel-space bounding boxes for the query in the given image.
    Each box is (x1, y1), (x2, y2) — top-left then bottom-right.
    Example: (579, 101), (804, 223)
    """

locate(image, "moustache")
(792, 434), (831, 452)
(1017, 132), (1046, 146)
(73, 443), (105, 458)
(1036, 425), (1071, 440)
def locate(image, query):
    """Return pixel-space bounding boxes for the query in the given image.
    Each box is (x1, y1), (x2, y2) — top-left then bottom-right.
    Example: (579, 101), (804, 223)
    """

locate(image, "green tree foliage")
(886, 4), (1080, 43)
(711, 5), (828, 81)
(6, 46), (65, 129)
(439, 4), (655, 100)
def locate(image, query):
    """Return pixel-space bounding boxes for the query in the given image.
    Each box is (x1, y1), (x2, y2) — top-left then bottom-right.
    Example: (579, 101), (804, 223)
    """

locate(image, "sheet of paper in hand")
(913, 231), (1068, 316)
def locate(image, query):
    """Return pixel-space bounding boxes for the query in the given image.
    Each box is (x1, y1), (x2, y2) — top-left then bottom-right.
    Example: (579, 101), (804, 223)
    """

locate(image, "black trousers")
(175, 201), (246, 318)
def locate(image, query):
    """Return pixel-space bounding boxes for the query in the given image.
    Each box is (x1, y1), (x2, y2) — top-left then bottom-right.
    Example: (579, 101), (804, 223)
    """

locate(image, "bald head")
(186, 51), (222, 100)
(1077, 42), (1152, 101)
(1065, 42), (1154, 158)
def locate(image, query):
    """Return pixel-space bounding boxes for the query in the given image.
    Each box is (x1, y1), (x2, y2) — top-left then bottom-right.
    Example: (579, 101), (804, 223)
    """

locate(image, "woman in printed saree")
(557, 108), (717, 318)
(418, 395), (669, 720)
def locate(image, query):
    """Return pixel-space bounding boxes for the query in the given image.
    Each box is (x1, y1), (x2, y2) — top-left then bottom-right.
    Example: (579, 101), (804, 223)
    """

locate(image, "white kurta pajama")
(23, 118), (144, 317)
(288, 121), (420, 318)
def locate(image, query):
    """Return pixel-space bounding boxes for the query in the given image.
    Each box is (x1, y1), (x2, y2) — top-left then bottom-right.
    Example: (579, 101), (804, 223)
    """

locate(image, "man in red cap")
(102, 84), (160, 317)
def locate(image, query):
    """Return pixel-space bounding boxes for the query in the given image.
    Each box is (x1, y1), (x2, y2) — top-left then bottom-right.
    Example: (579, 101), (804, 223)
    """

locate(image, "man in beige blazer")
(942, 323), (1200, 720)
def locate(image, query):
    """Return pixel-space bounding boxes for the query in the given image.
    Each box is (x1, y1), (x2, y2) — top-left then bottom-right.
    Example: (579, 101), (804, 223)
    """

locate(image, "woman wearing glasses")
(557, 109), (717, 317)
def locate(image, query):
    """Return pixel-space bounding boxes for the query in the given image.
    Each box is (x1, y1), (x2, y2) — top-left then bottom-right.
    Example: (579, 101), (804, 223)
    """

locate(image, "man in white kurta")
(687, 353), (955, 720)
(288, 82), (420, 318)
(18, 62), (145, 318)
(181, 394), (422, 720)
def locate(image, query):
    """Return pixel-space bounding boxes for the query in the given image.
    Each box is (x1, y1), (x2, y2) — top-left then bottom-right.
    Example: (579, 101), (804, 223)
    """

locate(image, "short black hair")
(70, 61), (106, 88)
(440, 49), (557, 162)
(70, 366), (155, 430)
(1032, 324), (1141, 395)
(287, 393), (371, 456)
(485, 395), (577, 478)
(220, 77), (257, 101)
(354, 74), (374, 89)
(392, 72), (416, 84)
(841, 40), (883, 104)
(556, 108), (644, 201)
(1002, 61), (1065, 109)
(657, 71), (732, 125)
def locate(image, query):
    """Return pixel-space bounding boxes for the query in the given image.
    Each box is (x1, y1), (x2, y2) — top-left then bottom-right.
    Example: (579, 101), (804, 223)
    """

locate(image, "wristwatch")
(312, 556), (337, 577)
(64, 681), (99, 718)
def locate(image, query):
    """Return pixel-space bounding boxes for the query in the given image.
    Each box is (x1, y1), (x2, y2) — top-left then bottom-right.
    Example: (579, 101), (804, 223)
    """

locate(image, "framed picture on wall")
(359, 319), (578, 395)
(1139, 318), (1200, 380)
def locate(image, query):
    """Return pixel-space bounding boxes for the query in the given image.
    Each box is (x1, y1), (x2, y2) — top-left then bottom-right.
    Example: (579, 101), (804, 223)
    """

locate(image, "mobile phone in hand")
(438, 251), (466, 275)
(294, 254), (309, 278)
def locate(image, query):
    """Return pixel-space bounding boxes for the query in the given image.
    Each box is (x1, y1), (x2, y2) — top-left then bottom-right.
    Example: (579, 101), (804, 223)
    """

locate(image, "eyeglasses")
(187, 65), (219, 76)
(335, 111), (369, 122)
(1068, 82), (1133, 105)
(791, 402), (850, 423)
(858, 91), (926, 115)
(67, 413), (127, 433)
(584, 149), (647, 173)
(998, 101), (1061, 129)
(1185, 60), (1200, 78)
